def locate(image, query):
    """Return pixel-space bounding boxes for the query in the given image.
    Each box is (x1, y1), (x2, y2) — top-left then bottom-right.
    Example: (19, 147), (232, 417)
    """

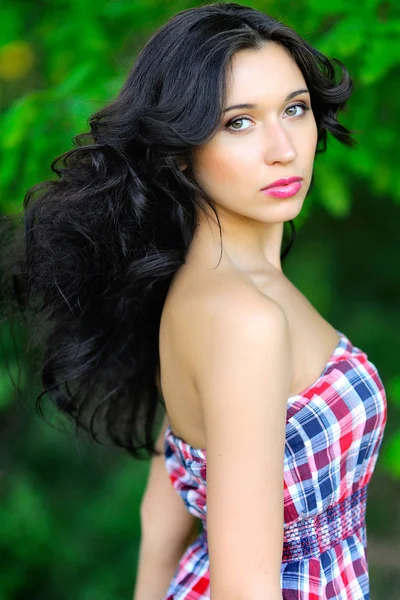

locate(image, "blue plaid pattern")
(162, 330), (387, 599)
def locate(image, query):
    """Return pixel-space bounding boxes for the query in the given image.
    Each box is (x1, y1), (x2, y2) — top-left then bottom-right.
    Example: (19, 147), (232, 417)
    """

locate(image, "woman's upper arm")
(194, 290), (291, 599)
(140, 413), (198, 550)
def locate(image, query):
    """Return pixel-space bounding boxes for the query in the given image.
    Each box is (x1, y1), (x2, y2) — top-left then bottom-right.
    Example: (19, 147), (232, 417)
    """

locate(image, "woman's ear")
(177, 160), (188, 172)
(176, 153), (191, 172)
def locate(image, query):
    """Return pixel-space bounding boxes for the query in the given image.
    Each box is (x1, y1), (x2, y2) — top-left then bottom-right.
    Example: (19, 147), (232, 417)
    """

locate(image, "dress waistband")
(200, 485), (368, 563)
(282, 485), (368, 562)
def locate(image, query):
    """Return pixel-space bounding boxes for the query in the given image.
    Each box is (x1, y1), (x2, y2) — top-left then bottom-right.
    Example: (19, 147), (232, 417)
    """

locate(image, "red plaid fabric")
(162, 330), (387, 599)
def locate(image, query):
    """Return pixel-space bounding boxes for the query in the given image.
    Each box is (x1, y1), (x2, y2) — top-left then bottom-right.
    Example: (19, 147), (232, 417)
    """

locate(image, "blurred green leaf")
(382, 430), (400, 479)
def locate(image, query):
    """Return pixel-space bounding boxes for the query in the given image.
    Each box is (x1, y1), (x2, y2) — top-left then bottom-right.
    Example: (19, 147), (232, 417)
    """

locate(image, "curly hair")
(0, 2), (355, 459)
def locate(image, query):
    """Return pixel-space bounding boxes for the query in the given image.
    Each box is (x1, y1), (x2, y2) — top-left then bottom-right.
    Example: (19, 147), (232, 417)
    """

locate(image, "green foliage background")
(0, 0), (399, 598)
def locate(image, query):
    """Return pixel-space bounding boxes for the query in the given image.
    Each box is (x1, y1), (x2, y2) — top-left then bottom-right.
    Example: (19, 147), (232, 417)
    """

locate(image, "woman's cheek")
(197, 154), (237, 186)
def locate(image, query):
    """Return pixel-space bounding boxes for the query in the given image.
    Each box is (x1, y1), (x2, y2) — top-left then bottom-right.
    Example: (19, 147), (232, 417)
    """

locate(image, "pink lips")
(262, 177), (303, 199)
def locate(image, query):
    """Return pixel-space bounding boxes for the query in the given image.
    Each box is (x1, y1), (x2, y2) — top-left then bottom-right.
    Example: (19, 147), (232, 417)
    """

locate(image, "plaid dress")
(162, 330), (387, 599)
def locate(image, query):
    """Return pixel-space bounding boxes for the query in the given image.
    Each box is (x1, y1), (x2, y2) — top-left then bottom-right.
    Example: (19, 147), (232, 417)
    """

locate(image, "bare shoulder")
(186, 271), (291, 381)
(191, 271), (293, 419)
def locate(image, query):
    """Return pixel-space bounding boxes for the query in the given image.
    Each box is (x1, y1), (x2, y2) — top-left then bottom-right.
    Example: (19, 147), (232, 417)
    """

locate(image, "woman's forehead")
(225, 44), (306, 104)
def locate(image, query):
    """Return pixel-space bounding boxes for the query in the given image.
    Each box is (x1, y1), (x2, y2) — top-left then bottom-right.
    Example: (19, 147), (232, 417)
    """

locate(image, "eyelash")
(225, 102), (311, 133)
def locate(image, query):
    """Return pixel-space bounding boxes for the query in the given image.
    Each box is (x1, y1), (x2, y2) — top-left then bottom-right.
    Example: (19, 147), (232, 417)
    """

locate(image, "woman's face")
(191, 42), (318, 227)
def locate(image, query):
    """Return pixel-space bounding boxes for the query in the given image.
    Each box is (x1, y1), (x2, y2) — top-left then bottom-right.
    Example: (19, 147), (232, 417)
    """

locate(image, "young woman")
(3, 3), (387, 599)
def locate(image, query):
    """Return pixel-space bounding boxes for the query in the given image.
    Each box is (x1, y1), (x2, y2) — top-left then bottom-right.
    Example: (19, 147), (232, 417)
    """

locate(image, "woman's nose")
(262, 122), (296, 165)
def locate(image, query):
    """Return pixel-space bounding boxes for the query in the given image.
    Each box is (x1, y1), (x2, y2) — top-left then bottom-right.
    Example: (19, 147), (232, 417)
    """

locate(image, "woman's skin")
(136, 41), (339, 600)
(164, 40), (339, 447)
(187, 41), (318, 276)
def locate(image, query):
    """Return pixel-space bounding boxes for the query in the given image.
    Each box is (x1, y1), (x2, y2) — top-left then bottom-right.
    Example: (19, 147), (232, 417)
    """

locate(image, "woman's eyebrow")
(223, 88), (310, 113)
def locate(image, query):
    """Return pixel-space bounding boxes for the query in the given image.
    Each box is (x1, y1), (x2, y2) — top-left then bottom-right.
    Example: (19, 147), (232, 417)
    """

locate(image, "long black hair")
(0, 2), (355, 459)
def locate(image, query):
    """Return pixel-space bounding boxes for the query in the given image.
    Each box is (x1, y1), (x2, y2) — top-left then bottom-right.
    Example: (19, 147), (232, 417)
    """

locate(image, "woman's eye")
(285, 103), (310, 117)
(226, 117), (253, 132)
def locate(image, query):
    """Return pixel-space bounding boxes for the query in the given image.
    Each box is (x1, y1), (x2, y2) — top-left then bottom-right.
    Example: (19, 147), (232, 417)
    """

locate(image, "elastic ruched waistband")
(200, 485), (368, 563)
(282, 485), (368, 562)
